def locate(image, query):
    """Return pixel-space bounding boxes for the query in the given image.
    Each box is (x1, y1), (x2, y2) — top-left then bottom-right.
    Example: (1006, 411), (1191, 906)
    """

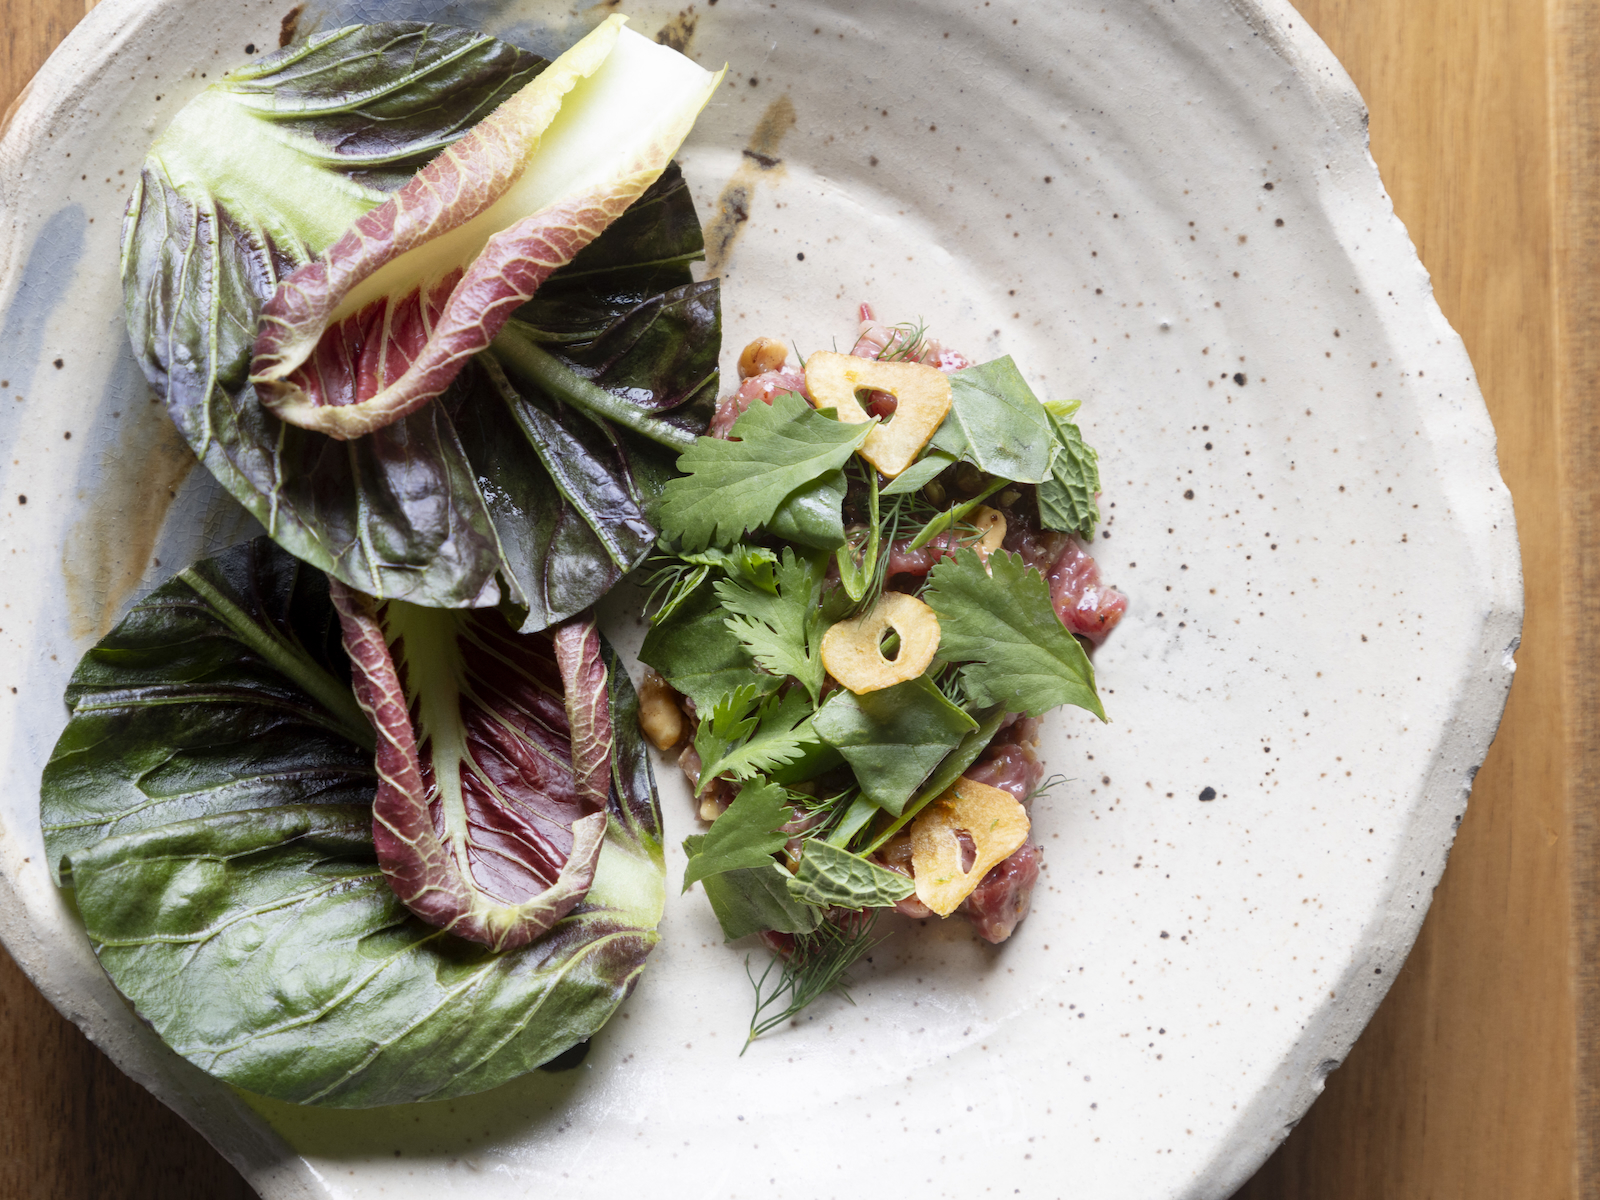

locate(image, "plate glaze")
(0, 1), (1520, 1196)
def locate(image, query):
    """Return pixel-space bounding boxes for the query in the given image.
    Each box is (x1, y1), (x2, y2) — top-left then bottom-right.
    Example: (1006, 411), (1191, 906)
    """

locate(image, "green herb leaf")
(879, 449), (957, 496)
(863, 706), (1009, 853)
(696, 688), (823, 785)
(681, 778), (794, 890)
(659, 391), (874, 550)
(639, 579), (777, 712)
(787, 841), (914, 909)
(1037, 401), (1102, 539)
(745, 914), (880, 1049)
(767, 469), (849, 549)
(812, 676), (979, 815)
(683, 839), (822, 943)
(924, 549), (1106, 720)
(928, 357), (1056, 483)
(715, 548), (828, 704)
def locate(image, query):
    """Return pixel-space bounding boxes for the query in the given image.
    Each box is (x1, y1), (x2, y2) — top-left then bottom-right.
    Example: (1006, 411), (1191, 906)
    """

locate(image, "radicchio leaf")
(251, 17), (722, 439)
(41, 538), (666, 1106)
(330, 580), (616, 951)
(121, 22), (722, 618)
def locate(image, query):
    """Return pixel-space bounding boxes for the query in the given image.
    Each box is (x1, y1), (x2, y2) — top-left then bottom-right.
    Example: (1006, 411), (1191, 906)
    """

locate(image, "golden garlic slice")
(909, 778), (1030, 916)
(820, 591), (941, 693)
(969, 505), (1007, 562)
(803, 350), (953, 477)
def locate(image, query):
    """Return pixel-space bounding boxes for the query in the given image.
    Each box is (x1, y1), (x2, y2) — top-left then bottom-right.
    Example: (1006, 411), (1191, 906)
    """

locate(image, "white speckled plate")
(0, 1), (1520, 1196)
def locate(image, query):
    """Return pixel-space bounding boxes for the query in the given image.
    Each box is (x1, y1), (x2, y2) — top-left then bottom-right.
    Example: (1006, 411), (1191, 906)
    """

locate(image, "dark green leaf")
(811, 676), (978, 815)
(122, 25), (718, 624)
(41, 539), (665, 1107)
(683, 838), (821, 942)
(924, 549), (1106, 720)
(929, 357), (1055, 483)
(681, 778), (793, 890)
(878, 449), (956, 497)
(638, 579), (777, 713)
(1036, 401), (1102, 539)
(787, 840), (914, 909)
(766, 469), (848, 550)
(658, 392), (873, 551)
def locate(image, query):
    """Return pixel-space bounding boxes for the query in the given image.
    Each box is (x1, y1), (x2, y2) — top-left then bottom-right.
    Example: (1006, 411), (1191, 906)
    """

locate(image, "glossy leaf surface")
(40, 539), (664, 1106)
(121, 22), (719, 621)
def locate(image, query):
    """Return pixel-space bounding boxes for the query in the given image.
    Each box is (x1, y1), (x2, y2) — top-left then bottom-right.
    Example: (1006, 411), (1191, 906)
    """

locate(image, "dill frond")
(743, 913), (886, 1051)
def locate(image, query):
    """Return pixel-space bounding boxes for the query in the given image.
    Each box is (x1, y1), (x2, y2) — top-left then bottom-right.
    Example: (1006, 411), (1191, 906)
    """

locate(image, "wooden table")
(2, 0), (1592, 1195)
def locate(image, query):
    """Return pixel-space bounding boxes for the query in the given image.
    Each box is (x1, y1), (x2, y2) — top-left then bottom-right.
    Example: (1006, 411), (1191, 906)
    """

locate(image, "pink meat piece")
(711, 366), (808, 438)
(886, 531), (960, 577)
(1002, 520), (1070, 576)
(960, 841), (1042, 943)
(965, 718), (1044, 805)
(1046, 537), (1128, 645)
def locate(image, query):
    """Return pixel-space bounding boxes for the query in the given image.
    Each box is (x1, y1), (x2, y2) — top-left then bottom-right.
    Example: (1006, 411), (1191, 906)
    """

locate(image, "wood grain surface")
(0, 0), (1588, 1197)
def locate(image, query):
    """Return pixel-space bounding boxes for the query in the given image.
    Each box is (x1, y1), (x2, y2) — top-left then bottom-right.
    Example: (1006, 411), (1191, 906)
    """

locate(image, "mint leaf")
(715, 548), (827, 703)
(1037, 401), (1101, 539)
(640, 581), (777, 712)
(928, 357), (1055, 483)
(788, 840), (914, 909)
(660, 392), (874, 550)
(812, 675), (978, 814)
(682, 778), (795, 890)
(924, 549), (1106, 720)
(696, 687), (824, 784)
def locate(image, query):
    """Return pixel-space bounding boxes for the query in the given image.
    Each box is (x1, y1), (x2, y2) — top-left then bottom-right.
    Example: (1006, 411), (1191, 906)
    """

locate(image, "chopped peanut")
(637, 667), (686, 751)
(819, 591), (940, 693)
(909, 778), (1030, 916)
(802, 350), (952, 477)
(737, 337), (789, 379)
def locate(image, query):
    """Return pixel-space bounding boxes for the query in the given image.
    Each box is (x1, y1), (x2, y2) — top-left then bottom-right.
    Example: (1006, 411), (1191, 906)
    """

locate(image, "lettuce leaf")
(40, 539), (664, 1106)
(121, 22), (720, 622)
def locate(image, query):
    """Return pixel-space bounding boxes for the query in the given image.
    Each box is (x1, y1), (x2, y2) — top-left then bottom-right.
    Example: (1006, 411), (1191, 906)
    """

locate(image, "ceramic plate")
(0, 0), (1520, 1196)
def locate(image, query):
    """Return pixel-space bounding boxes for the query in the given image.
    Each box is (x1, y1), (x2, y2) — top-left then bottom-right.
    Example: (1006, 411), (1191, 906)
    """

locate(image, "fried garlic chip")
(820, 591), (940, 693)
(910, 777), (1030, 916)
(803, 350), (952, 477)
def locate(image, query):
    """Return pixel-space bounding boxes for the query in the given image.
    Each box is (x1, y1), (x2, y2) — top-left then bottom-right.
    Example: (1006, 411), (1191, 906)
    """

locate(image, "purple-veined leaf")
(251, 16), (722, 439)
(331, 580), (618, 951)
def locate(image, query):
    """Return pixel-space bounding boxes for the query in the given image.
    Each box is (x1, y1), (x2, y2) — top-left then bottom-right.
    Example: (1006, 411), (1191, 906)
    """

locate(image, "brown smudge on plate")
(654, 9), (698, 53)
(278, 5), (303, 48)
(61, 410), (197, 641)
(702, 94), (797, 278)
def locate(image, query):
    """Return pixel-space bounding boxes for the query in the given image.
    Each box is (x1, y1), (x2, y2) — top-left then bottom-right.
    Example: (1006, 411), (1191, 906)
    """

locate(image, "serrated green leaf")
(696, 689), (823, 785)
(714, 548), (828, 703)
(787, 840), (914, 909)
(928, 357), (1055, 483)
(812, 676), (979, 815)
(700, 861), (823, 942)
(924, 549), (1106, 720)
(681, 779), (793, 891)
(1037, 406), (1102, 539)
(659, 392), (873, 550)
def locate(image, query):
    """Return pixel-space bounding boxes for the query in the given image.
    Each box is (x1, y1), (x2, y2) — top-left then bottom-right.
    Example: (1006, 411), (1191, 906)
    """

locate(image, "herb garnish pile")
(636, 323), (1115, 1044)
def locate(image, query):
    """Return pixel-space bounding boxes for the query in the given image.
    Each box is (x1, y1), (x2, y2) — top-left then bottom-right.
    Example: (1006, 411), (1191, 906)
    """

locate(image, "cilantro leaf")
(812, 675), (978, 814)
(928, 357), (1055, 483)
(768, 468), (848, 549)
(660, 392), (874, 550)
(1037, 399), (1101, 539)
(640, 581), (777, 712)
(924, 549), (1106, 720)
(788, 840), (914, 909)
(695, 686), (824, 785)
(682, 778), (795, 890)
(715, 548), (828, 703)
